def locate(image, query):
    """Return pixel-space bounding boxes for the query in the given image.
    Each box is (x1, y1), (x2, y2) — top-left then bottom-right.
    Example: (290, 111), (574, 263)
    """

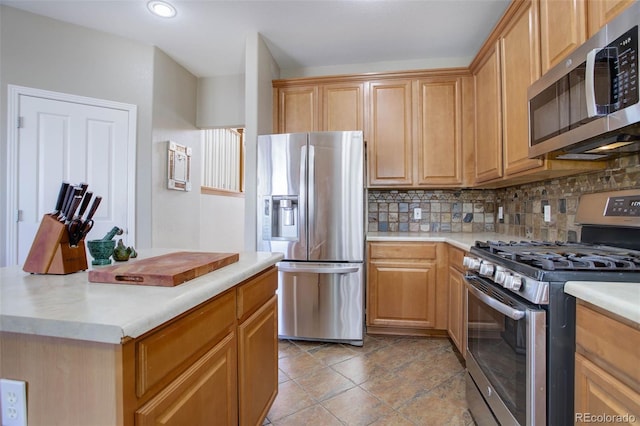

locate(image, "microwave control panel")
(611, 26), (639, 111)
(605, 195), (640, 217)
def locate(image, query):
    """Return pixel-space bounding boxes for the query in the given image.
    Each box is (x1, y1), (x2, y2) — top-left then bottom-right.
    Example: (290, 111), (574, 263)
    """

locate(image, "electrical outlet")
(414, 207), (422, 220)
(1, 379), (27, 426)
(544, 205), (551, 222)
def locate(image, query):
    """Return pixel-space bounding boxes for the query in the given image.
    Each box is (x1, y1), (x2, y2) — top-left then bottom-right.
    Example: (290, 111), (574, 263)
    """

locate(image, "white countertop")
(367, 231), (522, 251)
(0, 249), (283, 344)
(565, 281), (640, 325)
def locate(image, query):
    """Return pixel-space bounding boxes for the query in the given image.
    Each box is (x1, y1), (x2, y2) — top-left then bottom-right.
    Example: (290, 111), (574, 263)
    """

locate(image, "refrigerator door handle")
(299, 144), (308, 258)
(307, 144), (315, 249)
(278, 262), (360, 274)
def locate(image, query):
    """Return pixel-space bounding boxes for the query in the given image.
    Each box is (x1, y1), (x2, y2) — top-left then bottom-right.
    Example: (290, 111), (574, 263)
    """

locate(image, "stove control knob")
(479, 261), (494, 277)
(494, 267), (507, 284)
(463, 256), (481, 271)
(510, 274), (523, 291)
(505, 274), (523, 291)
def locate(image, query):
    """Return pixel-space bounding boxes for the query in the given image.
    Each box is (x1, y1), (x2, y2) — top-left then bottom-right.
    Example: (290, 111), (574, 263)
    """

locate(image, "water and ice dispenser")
(262, 196), (299, 241)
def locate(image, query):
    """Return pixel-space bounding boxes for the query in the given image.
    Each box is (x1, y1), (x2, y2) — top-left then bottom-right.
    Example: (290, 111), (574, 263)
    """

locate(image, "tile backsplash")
(368, 190), (498, 233)
(368, 153), (640, 241)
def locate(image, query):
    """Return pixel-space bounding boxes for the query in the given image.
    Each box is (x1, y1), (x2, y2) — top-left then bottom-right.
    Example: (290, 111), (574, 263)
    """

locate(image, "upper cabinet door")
(587, 0), (636, 36)
(416, 77), (463, 186)
(501, 0), (544, 176)
(474, 42), (503, 184)
(539, 0), (587, 74)
(276, 86), (318, 133)
(321, 82), (364, 132)
(368, 79), (414, 186)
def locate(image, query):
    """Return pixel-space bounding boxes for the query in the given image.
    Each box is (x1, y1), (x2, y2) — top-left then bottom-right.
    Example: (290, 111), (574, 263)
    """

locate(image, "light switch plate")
(544, 205), (551, 222)
(498, 206), (504, 220)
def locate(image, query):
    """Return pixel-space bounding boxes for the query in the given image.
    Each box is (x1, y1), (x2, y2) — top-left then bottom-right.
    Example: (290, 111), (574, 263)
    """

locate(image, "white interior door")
(14, 92), (135, 265)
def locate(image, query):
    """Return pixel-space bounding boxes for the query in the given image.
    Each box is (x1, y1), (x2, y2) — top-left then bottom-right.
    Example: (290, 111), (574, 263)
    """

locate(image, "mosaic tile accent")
(368, 190), (498, 233)
(368, 154), (640, 240)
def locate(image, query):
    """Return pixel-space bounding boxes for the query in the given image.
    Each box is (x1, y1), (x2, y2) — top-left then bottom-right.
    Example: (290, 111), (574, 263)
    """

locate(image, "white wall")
(196, 75), (245, 128)
(151, 48), (202, 249)
(199, 194), (245, 253)
(244, 33), (281, 251)
(0, 5), (155, 265)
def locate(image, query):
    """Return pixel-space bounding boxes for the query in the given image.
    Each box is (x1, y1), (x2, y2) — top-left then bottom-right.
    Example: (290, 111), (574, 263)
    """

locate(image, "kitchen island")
(0, 249), (283, 426)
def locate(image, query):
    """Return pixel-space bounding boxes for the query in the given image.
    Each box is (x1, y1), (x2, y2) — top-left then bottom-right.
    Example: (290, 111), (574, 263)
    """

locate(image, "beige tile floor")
(265, 335), (474, 426)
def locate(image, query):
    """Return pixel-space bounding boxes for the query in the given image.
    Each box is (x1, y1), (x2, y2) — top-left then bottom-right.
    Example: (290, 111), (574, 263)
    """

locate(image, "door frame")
(5, 84), (137, 266)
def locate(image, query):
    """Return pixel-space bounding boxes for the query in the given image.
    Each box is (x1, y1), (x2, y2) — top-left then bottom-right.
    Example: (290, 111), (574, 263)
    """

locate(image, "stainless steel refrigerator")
(257, 131), (364, 346)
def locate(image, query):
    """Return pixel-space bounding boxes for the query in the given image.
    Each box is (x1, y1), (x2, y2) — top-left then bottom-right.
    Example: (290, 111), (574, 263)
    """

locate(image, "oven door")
(465, 273), (546, 426)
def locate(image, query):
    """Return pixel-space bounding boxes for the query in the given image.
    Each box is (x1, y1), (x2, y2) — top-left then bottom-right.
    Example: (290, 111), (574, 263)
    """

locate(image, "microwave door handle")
(585, 48), (602, 118)
(465, 277), (525, 321)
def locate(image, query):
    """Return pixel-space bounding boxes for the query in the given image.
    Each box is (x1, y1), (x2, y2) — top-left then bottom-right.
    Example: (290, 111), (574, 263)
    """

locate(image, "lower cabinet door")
(447, 266), (466, 356)
(135, 332), (238, 426)
(575, 352), (640, 422)
(367, 259), (437, 329)
(238, 295), (278, 426)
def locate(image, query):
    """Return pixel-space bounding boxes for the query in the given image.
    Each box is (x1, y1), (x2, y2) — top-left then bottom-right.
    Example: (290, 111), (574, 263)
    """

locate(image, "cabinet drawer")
(237, 266), (277, 323)
(136, 289), (236, 397)
(576, 303), (640, 393)
(448, 246), (466, 272)
(369, 242), (437, 260)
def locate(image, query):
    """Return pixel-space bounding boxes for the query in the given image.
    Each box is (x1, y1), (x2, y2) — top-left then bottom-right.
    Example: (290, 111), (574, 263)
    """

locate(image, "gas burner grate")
(475, 240), (640, 272)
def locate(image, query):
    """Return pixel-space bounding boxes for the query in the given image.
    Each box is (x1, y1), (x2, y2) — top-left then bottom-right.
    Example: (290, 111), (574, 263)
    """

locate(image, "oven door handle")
(465, 276), (525, 321)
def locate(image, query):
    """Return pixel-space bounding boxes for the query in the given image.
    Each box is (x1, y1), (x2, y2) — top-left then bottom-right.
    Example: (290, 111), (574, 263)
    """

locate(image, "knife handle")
(77, 191), (93, 218)
(84, 196), (102, 222)
(66, 195), (82, 224)
(63, 187), (82, 219)
(78, 182), (89, 197)
(53, 182), (70, 214)
(59, 185), (76, 220)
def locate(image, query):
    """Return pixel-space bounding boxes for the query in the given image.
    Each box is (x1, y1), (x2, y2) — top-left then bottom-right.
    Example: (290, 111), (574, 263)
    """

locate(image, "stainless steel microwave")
(528, 2), (640, 160)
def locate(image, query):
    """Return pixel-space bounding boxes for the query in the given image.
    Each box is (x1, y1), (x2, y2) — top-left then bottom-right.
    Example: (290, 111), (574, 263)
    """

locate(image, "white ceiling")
(1, 0), (511, 78)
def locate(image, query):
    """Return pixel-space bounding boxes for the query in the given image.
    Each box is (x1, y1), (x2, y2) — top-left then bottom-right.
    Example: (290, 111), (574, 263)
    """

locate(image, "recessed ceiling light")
(147, 0), (177, 18)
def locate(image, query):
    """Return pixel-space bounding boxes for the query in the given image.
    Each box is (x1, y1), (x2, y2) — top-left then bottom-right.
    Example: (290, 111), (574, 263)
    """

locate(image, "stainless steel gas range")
(464, 189), (640, 426)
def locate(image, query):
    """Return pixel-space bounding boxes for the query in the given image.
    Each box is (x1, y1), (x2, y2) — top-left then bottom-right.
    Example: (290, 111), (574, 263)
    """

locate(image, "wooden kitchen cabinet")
(539, 0), (587, 75)
(473, 41), (503, 184)
(447, 246), (467, 357)
(415, 77), (465, 186)
(274, 71), (472, 188)
(540, 0), (635, 74)
(367, 242), (448, 336)
(469, 0), (605, 187)
(321, 81), (364, 132)
(237, 267), (278, 426)
(275, 85), (319, 133)
(368, 79), (414, 186)
(575, 302), (640, 422)
(273, 80), (363, 134)
(588, 0), (636, 36)
(501, 0), (544, 176)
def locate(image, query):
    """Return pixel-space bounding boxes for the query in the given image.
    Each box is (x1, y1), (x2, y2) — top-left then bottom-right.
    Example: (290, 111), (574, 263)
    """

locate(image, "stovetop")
(469, 240), (640, 283)
(478, 240), (640, 272)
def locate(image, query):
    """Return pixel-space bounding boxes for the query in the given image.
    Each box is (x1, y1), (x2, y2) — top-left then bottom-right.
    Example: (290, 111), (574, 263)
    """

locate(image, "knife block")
(23, 214), (88, 274)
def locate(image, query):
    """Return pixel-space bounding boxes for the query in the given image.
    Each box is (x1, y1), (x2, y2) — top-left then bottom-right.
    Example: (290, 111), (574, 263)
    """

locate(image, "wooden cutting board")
(88, 251), (240, 287)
